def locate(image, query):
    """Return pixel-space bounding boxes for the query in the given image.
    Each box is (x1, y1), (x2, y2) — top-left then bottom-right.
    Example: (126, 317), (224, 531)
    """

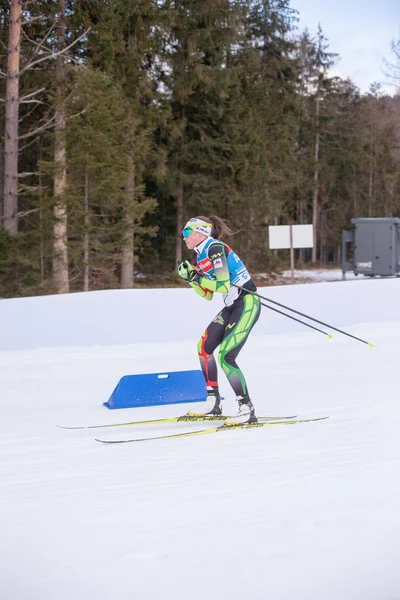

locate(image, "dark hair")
(195, 215), (233, 239)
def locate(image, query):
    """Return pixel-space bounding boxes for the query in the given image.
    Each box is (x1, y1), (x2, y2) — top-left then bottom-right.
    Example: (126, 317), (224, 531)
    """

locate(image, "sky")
(290, 0), (399, 94)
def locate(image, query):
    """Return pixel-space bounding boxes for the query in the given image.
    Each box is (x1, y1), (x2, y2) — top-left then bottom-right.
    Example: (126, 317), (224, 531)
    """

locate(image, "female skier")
(178, 215), (261, 424)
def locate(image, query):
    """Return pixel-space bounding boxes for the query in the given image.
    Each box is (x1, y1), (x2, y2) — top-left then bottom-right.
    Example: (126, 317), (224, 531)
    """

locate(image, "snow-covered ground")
(1, 276), (400, 600)
(281, 267), (360, 281)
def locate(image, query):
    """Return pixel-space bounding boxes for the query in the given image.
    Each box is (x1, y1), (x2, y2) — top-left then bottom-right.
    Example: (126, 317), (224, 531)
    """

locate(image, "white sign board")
(268, 224), (314, 249)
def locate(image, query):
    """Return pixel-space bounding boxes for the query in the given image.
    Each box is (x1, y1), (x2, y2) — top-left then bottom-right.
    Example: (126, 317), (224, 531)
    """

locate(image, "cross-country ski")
(57, 413), (298, 430)
(95, 416), (329, 444)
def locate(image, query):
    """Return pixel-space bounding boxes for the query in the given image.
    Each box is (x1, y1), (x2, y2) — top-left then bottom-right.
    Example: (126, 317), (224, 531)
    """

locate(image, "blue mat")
(104, 369), (208, 409)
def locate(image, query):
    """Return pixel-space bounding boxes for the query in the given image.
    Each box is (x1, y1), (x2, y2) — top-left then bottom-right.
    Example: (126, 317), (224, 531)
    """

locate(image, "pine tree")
(0, 0), (91, 294)
(315, 79), (362, 264)
(294, 25), (339, 262)
(223, 0), (299, 268)
(65, 67), (146, 291)
(159, 0), (245, 265)
(357, 85), (400, 218)
(78, 0), (161, 287)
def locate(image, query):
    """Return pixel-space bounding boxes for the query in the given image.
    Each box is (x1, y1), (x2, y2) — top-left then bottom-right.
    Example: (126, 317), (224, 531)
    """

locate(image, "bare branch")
(21, 24), (56, 57)
(19, 172), (40, 178)
(19, 101), (45, 124)
(17, 207), (40, 216)
(19, 87), (46, 104)
(20, 28), (91, 74)
(19, 114), (57, 140)
(65, 54), (85, 66)
(68, 109), (86, 121)
(19, 136), (41, 152)
(21, 49), (60, 73)
(22, 15), (44, 26)
(20, 87), (47, 102)
(20, 99), (44, 105)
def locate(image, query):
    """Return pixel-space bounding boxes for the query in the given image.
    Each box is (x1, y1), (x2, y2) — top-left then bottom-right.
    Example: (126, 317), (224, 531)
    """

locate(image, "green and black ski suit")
(190, 236), (261, 400)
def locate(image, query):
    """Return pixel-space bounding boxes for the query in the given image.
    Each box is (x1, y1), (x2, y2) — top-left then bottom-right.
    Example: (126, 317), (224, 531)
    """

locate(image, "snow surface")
(1, 276), (400, 600)
(281, 268), (360, 282)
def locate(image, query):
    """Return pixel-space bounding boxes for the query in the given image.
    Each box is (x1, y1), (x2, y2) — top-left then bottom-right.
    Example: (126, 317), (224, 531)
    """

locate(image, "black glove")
(177, 260), (199, 283)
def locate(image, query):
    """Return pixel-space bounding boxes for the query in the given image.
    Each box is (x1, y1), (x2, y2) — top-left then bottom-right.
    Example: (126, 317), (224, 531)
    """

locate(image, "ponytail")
(195, 215), (233, 240)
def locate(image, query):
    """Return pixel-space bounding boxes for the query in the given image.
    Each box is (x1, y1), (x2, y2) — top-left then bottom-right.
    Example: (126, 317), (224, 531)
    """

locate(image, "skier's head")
(182, 218), (212, 248)
(182, 215), (232, 249)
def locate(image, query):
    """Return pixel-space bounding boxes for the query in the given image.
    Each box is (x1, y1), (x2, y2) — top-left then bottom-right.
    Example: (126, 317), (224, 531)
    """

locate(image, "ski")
(57, 414), (297, 430)
(95, 416), (329, 444)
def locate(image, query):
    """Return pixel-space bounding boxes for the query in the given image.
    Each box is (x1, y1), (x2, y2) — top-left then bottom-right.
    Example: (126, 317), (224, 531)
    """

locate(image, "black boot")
(226, 396), (257, 424)
(188, 386), (222, 416)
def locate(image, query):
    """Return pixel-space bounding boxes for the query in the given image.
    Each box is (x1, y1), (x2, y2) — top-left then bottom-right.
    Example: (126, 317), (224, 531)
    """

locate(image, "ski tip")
(327, 333), (333, 340)
(368, 342), (375, 349)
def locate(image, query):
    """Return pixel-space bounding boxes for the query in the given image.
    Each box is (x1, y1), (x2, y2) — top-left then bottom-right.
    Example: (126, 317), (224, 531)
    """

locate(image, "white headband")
(184, 218), (212, 237)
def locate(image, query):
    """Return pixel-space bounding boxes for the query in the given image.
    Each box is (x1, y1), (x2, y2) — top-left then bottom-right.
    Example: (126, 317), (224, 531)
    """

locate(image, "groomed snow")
(1, 276), (399, 600)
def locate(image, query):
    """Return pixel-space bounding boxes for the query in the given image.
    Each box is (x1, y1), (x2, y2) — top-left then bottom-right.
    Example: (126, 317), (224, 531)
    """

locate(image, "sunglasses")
(182, 226), (193, 239)
(182, 221), (212, 239)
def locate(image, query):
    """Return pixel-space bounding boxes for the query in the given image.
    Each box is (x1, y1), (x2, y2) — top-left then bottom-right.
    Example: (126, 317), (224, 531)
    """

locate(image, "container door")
(372, 222), (394, 276)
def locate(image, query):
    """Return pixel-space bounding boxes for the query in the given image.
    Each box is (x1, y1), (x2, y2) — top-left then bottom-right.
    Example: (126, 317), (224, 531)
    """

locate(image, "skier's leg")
(218, 294), (261, 423)
(187, 308), (229, 416)
(197, 307), (230, 384)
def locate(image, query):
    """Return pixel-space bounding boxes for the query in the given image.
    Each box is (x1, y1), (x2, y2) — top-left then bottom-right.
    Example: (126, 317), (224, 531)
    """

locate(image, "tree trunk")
(298, 197), (305, 263)
(312, 95), (320, 262)
(120, 152), (135, 289)
(3, 0), (21, 235)
(52, 0), (69, 293)
(0, 142), (4, 224)
(38, 147), (45, 284)
(352, 168), (357, 215)
(262, 0), (270, 72)
(175, 179), (183, 265)
(368, 127), (374, 217)
(83, 165), (90, 292)
(320, 205), (325, 265)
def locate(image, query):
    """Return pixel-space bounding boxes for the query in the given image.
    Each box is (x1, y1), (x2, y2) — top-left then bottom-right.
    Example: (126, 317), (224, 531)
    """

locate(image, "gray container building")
(342, 217), (400, 278)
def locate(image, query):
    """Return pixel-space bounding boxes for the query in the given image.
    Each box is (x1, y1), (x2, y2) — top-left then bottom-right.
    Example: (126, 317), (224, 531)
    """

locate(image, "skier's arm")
(196, 243), (231, 294)
(177, 260), (214, 300)
(189, 281), (214, 301)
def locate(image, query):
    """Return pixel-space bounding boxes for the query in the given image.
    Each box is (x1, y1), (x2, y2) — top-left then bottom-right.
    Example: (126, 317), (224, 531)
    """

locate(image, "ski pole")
(233, 284), (374, 347)
(260, 300), (332, 338)
(195, 264), (330, 336)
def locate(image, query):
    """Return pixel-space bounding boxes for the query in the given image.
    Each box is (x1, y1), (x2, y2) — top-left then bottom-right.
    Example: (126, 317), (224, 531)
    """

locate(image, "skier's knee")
(222, 350), (238, 369)
(198, 337), (212, 358)
(218, 350), (227, 367)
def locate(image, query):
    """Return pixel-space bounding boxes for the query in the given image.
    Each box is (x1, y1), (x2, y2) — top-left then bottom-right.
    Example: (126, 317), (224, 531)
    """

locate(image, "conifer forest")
(1, 0), (399, 297)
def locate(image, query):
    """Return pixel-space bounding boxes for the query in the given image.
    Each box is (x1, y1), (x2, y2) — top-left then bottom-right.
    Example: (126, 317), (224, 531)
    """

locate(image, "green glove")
(177, 260), (198, 282)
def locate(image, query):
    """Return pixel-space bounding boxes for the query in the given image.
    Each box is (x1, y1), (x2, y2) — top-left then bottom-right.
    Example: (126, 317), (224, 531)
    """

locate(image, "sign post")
(268, 224), (314, 280)
(289, 224), (294, 279)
